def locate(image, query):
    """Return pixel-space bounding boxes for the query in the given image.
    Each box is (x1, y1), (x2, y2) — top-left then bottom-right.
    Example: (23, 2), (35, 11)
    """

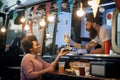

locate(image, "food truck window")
(5, 19), (24, 56)
(43, 12), (72, 55)
(44, 21), (55, 55)
(116, 13), (120, 48)
(5, 17), (44, 56)
(112, 8), (120, 54)
(6, 20), (23, 45)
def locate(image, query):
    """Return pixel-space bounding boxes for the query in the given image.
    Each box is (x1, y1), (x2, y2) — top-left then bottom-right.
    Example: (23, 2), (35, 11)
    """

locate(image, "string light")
(76, 2), (85, 17)
(76, 8), (85, 17)
(88, 0), (94, 6)
(1, 27), (6, 33)
(47, 14), (55, 22)
(62, 2), (67, 8)
(20, 16), (26, 23)
(39, 18), (46, 27)
(24, 24), (29, 31)
(99, 7), (105, 13)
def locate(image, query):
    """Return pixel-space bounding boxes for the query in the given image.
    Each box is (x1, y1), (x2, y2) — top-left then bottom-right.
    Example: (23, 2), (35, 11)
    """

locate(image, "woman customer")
(20, 34), (68, 80)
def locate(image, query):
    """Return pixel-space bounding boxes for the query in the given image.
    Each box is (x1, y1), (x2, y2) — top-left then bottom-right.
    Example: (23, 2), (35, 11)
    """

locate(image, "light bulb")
(47, 15), (55, 22)
(40, 19), (46, 27)
(88, 0), (96, 6)
(20, 16), (25, 23)
(1, 27), (6, 33)
(76, 8), (85, 17)
(62, 3), (67, 8)
(99, 7), (105, 13)
(24, 24), (29, 30)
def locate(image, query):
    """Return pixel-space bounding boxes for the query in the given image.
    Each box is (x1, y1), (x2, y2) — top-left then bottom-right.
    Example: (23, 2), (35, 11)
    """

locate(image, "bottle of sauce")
(105, 40), (111, 54)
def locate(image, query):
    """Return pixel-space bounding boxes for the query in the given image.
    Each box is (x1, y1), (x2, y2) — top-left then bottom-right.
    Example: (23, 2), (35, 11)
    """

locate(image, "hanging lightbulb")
(88, 0), (96, 6)
(53, 3), (58, 9)
(47, 14), (55, 22)
(20, 16), (25, 23)
(24, 24), (29, 31)
(76, 2), (85, 17)
(1, 27), (6, 33)
(62, 2), (67, 8)
(99, 7), (105, 13)
(76, 8), (85, 17)
(40, 18), (46, 27)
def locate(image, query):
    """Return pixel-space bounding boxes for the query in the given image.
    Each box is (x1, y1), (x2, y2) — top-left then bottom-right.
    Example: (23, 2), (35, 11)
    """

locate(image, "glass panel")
(0, 17), (3, 26)
(6, 20), (23, 45)
(5, 19), (24, 56)
(112, 8), (120, 54)
(44, 22), (55, 55)
(55, 12), (71, 47)
(117, 13), (120, 48)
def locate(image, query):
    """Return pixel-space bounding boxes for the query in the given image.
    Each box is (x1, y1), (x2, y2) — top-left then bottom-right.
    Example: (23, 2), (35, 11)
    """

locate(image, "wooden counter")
(42, 71), (120, 80)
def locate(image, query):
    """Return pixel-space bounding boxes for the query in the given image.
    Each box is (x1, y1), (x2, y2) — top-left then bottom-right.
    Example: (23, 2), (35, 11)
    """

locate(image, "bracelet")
(69, 39), (75, 45)
(81, 45), (85, 49)
(87, 49), (91, 53)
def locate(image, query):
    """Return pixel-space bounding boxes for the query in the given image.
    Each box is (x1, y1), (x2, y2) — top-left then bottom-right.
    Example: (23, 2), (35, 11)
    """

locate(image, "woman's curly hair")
(21, 35), (37, 53)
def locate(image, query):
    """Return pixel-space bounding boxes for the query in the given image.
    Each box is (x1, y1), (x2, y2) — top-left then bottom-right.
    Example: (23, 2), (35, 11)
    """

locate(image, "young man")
(69, 13), (111, 54)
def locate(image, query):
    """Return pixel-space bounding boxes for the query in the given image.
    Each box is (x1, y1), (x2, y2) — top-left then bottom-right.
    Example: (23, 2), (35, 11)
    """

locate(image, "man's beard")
(86, 26), (97, 39)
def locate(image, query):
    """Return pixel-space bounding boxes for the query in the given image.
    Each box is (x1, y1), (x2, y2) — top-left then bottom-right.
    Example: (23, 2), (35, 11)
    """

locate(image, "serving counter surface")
(63, 53), (120, 62)
(42, 71), (120, 80)
(58, 53), (120, 79)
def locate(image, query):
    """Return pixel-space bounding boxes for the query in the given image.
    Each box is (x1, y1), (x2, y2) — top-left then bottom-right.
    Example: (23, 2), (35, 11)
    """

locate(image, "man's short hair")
(86, 13), (102, 26)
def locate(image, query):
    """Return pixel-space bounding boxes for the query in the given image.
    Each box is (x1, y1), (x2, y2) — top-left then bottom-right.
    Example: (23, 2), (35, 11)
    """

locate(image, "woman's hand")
(49, 48), (69, 72)
(58, 48), (69, 57)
